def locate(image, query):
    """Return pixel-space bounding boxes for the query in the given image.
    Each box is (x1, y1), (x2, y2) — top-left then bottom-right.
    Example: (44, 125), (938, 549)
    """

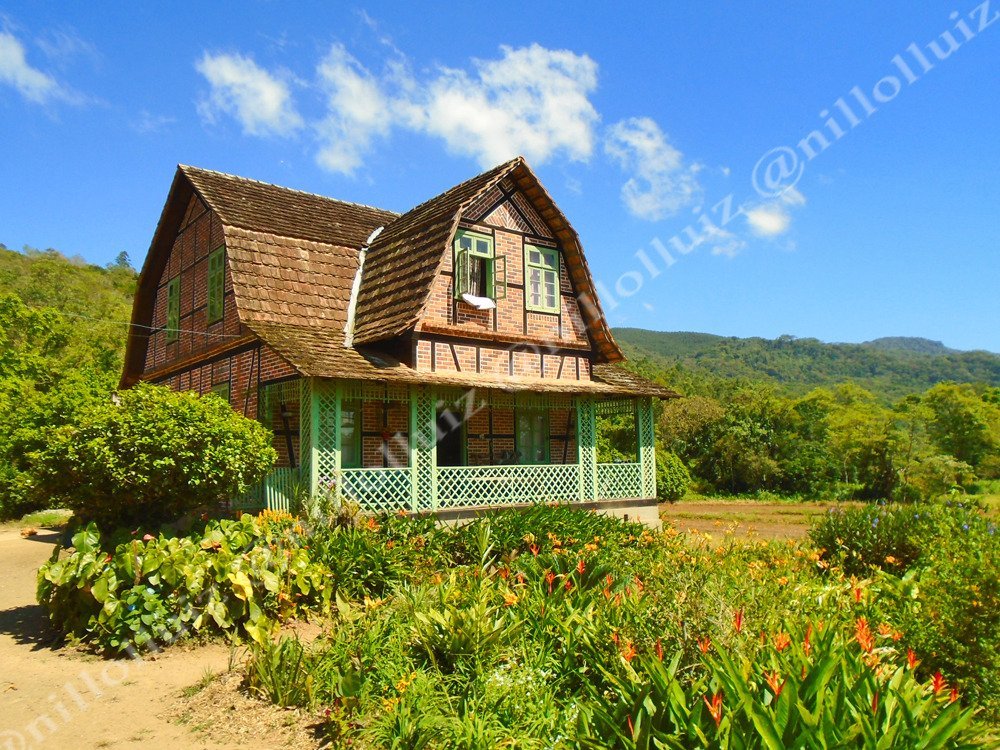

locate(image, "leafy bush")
(29, 382), (276, 528)
(37, 513), (331, 652)
(656, 448), (690, 502)
(809, 503), (925, 576)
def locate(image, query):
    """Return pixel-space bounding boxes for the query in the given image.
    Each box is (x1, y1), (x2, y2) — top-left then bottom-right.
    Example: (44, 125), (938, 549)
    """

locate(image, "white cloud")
(0, 30), (65, 104)
(195, 52), (302, 136)
(410, 44), (599, 167)
(132, 109), (176, 134)
(315, 44), (390, 174)
(604, 117), (701, 221)
(745, 187), (807, 237)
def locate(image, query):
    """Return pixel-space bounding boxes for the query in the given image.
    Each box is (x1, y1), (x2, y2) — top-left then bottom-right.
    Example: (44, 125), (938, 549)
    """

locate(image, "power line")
(38, 308), (245, 340)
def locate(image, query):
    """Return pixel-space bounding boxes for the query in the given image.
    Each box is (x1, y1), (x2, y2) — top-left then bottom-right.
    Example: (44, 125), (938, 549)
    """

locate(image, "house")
(121, 157), (677, 520)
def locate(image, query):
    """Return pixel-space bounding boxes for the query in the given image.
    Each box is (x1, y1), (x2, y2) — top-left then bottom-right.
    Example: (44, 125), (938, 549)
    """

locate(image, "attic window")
(207, 247), (225, 324)
(525, 244), (559, 313)
(454, 229), (506, 303)
(165, 277), (180, 343)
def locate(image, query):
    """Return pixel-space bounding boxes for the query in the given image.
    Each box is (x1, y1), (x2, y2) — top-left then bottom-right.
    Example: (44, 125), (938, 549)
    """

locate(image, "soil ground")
(659, 499), (843, 540)
(0, 526), (318, 750)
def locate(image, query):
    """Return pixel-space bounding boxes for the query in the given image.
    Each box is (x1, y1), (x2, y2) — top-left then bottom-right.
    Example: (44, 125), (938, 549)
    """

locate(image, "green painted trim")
(207, 246), (225, 324)
(309, 380), (320, 496)
(165, 277), (180, 342)
(576, 396), (597, 501)
(333, 381), (344, 474)
(636, 397), (657, 498)
(524, 244), (560, 313)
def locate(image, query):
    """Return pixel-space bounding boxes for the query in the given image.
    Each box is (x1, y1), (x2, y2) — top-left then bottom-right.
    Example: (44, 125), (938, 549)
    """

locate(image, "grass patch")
(15, 508), (72, 528)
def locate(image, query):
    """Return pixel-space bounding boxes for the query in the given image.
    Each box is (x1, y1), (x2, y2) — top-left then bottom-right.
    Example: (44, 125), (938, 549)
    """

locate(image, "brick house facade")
(122, 157), (676, 514)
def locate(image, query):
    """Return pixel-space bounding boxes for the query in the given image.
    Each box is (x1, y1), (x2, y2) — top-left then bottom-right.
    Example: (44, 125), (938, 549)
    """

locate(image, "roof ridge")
(178, 164), (400, 218)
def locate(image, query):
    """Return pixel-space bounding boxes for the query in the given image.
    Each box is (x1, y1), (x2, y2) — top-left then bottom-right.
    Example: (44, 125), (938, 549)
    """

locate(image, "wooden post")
(410, 385), (436, 511)
(636, 396), (656, 499)
(577, 396), (597, 501)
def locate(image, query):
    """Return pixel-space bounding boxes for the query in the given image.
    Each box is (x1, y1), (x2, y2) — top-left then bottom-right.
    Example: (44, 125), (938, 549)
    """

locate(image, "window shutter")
(454, 248), (470, 299)
(492, 255), (507, 300)
(166, 278), (179, 342)
(208, 249), (224, 323)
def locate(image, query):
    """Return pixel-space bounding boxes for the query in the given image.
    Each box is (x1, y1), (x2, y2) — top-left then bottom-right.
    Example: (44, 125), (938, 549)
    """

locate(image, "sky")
(1, 2), (998, 351)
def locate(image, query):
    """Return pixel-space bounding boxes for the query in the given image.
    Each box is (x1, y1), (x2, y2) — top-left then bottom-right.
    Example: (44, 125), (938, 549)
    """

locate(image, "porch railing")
(338, 467), (411, 513)
(436, 463), (581, 509)
(597, 462), (643, 499)
(233, 466), (300, 512)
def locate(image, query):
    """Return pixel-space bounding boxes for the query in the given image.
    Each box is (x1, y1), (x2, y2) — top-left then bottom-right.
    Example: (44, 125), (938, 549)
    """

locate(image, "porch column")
(576, 396), (597, 501)
(299, 377), (319, 496)
(636, 396), (657, 499)
(409, 385), (437, 511)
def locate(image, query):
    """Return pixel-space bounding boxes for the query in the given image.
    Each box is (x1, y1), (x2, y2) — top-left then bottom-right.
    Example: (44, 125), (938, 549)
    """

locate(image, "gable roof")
(351, 157), (623, 363)
(121, 160), (667, 397)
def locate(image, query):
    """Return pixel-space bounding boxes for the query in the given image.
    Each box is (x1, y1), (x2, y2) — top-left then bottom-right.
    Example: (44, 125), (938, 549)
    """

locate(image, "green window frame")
(210, 382), (230, 403)
(165, 277), (180, 343)
(516, 408), (550, 464)
(207, 247), (225, 324)
(525, 244), (559, 313)
(454, 229), (506, 301)
(341, 400), (362, 469)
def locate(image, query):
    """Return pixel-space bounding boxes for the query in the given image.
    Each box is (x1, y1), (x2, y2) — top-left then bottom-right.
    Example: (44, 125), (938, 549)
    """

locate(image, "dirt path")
(0, 528), (316, 750)
(659, 501), (837, 540)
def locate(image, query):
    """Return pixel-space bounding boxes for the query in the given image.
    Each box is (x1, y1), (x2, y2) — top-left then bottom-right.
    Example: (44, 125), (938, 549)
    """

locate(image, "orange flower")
(697, 636), (712, 654)
(564, 578), (573, 592)
(907, 648), (920, 670)
(853, 586), (863, 604)
(576, 558), (586, 576)
(777, 576), (789, 586)
(764, 671), (784, 698)
(655, 639), (664, 661)
(773, 632), (791, 652)
(872, 691), (879, 715)
(733, 609), (744, 634)
(803, 624), (813, 657)
(620, 641), (637, 662)
(498, 567), (510, 580)
(877, 622), (904, 641)
(611, 630), (620, 645)
(932, 671), (946, 694)
(503, 591), (518, 607)
(703, 692), (724, 727)
(949, 687), (959, 704)
(545, 570), (556, 594)
(529, 543), (540, 557)
(855, 618), (876, 654)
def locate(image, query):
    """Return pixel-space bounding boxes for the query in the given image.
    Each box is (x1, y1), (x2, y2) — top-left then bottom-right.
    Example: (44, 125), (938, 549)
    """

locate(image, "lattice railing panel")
(298, 378), (313, 494)
(577, 396), (597, 501)
(338, 468), (411, 512)
(596, 398), (634, 416)
(637, 397), (656, 498)
(597, 463), (642, 499)
(436, 463), (580, 508)
(411, 386), (436, 511)
(314, 380), (340, 486)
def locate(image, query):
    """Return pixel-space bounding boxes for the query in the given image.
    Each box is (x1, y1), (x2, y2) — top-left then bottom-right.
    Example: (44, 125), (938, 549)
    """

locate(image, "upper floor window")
(454, 229), (506, 304)
(525, 244), (559, 313)
(165, 277), (180, 343)
(207, 247), (225, 324)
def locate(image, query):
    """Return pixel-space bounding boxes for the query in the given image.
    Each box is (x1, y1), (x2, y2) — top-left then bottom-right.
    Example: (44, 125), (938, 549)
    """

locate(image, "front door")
(436, 408), (464, 466)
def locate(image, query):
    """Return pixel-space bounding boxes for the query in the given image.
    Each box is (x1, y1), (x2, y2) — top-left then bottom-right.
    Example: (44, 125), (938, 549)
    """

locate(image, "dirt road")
(0, 528), (312, 750)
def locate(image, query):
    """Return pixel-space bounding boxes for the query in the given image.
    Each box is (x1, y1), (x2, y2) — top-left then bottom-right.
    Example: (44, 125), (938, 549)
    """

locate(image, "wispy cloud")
(131, 109), (176, 135)
(604, 117), (702, 221)
(745, 187), (806, 237)
(195, 52), (302, 136)
(0, 29), (75, 104)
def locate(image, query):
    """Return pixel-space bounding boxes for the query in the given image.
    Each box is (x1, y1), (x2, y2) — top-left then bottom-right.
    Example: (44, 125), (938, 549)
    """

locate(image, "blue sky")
(2, 2), (998, 351)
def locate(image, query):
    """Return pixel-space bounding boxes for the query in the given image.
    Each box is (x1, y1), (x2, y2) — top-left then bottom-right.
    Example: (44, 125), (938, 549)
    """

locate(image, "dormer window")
(525, 244), (559, 313)
(454, 229), (506, 305)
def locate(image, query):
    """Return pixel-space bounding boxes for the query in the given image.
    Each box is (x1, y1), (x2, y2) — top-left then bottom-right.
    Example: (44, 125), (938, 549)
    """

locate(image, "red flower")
(620, 641), (637, 662)
(564, 578), (573, 592)
(932, 671), (946, 694)
(803, 624), (813, 657)
(655, 639), (664, 661)
(733, 609), (744, 634)
(773, 632), (791, 652)
(697, 636), (712, 654)
(576, 558), (586, 576)
(855, 618), (876, 654)
(764, 671), (784, 698)
(627, 715), (634, 737)
(872, 691), (879, 715)
(703, 692), (724, 728)
(949, 687), (959, 704)
(907, 648), (919, 670)
(529, 543), (540, 557)
(853, 586), (863, 604)
(545, 570), (556, 594)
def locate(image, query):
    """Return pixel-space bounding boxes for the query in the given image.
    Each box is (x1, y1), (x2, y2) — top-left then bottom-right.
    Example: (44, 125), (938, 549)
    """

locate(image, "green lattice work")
(636, 397), (656, 498)
(596, 462), (642, 499)
(437, 464), (580, 508)
(410, 386), (436, 511)
(312, 380), (340, 490)
(596, 398), (634, 416)
(234, 467), (301, 512)
(435, 387), (573, 411)
(299, 377), (317, 496)
(577, 396), (597, 501)
(340, 467), (411, 512)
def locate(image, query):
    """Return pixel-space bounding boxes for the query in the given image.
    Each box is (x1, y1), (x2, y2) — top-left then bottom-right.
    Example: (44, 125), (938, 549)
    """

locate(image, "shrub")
(29, 382), (276, 528)
(809, 503), (925, 576)
(656, 449), (690, 502)
(36, 513), (331, 652)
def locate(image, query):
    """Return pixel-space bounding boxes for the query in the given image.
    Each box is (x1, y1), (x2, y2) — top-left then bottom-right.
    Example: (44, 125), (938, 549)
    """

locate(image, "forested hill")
(614, 328), (1000, 403)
